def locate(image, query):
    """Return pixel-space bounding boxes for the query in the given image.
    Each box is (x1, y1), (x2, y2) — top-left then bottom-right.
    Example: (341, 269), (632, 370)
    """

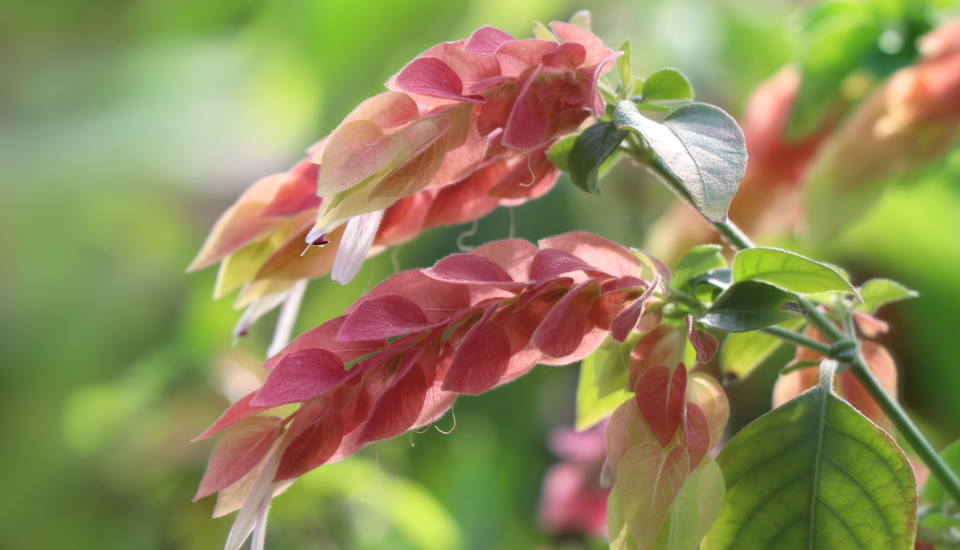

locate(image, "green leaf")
(733, 247), (858, 297)
(700, 281), (799, 333)
(858, 278), (918, 314)
(652, 458), (725, 550)
(692, 283), (722, 305)
(546, 134), (576, 172)
(642, 68), (694, 103)
(618, 40), (634, 97)
(689, 267), (732, 304)
(576, 337), (634, 430)
(922, 439), (960, 508)
(633, 77), (645, 96)
(672, 244), (727, 291)
(720, 318), (804, 379)
(615, 101), (746, 222)
(703, 361), (917, 550)
(568, 121), (628, 194)
(633, 102), (672, 113)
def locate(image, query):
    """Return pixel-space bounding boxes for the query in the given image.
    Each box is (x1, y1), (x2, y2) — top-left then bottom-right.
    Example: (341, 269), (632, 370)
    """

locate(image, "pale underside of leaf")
(615, 101), (746, 222)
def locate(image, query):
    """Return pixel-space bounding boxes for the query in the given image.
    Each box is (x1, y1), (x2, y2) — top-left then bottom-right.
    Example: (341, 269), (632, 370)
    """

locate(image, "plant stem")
(715, 215), (960, 507)
(761, 326), (831, 355)
(636, 150), (960, 506)
(798, 296), (845, 341)
(849, 357), (960, 506)
(668, 287), (705, 313)
(641, 157), (757, 251)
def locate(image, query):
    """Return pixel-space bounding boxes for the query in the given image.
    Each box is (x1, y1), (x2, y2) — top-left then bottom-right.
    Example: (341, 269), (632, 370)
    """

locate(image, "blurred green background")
(3, 0), (959, 548)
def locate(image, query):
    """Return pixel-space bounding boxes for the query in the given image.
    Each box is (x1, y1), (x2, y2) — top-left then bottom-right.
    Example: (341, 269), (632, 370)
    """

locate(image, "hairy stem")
(637, 150), (960, 507)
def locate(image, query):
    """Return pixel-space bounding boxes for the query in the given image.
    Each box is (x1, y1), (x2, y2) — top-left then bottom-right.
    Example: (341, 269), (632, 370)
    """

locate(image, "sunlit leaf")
(733, 247), (858, 296)
(606, 384), (729, 550)
(642, 68), (694, 103)
(672, 244), (726, 292)
(719, 318), (803, 379)
(703, 361), (917, 550)
(546, 134), (576, 172)
(214, 239), (276, 299)
(685, 372), (730, 449)
(615, 101), (746, 222)
(858, 278), (918, 314)
(532, 20), (556, 40)
(569, 9), (592, 30)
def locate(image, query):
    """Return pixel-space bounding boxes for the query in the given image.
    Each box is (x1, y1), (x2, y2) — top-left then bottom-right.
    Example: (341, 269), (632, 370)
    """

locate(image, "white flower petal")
(233, 292), (289, 339)
(267, 279), (307, 358)
(332, 209), (384, 285)
(304, 224), (332, 245)
(224, 449), (280, 550)
(250, 499), (271, 550)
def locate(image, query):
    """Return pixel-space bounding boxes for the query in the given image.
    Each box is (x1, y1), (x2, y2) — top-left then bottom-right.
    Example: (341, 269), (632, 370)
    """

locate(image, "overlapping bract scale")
(605, 372), (729, 549)
(195, 232), (660, 513)
(188, 19), (619, 334)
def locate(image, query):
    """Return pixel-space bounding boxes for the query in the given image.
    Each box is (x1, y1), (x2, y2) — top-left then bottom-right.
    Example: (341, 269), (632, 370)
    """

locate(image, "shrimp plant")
(188, 7), (960, 550)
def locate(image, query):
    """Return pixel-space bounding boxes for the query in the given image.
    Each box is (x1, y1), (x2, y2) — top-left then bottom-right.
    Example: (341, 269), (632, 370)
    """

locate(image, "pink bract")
(194, 232), (660, 513)
(187, 19), (619, 338)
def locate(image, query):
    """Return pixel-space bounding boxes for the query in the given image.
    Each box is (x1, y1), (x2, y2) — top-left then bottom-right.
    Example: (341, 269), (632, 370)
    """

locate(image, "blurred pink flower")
(646, 17), (960, 260)
(538, 422), (609, 537)
(803, 16), (960, 235)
